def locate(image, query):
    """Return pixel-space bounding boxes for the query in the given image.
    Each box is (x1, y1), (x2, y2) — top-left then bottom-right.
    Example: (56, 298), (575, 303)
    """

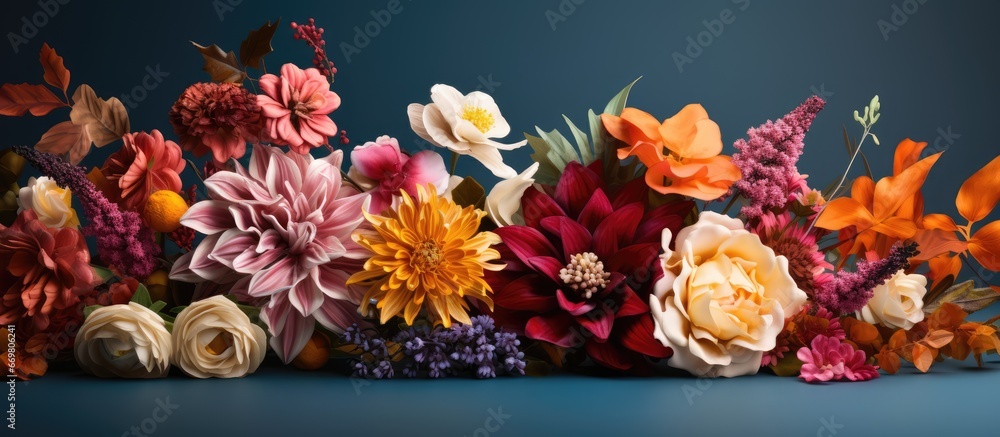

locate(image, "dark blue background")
(3, 0), (1000, 435)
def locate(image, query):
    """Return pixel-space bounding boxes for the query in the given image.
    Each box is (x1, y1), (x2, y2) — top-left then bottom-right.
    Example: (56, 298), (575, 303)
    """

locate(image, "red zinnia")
(487, 161), (693, 372)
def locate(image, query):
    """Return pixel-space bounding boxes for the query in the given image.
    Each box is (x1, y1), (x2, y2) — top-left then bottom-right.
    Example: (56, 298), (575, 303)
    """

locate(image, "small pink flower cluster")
(797, 335), (879, 383)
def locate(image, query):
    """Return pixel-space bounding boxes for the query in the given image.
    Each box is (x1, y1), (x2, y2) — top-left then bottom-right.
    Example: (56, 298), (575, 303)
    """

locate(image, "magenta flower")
(797, 334), (878, 383)
(257, 63), (341, 154)
(169, 144), (369, 362)
(348, 135), (449, 214)
(752, 212), (832, 297)
(814, 242), (917, 314)
(732, 96), (825, 222)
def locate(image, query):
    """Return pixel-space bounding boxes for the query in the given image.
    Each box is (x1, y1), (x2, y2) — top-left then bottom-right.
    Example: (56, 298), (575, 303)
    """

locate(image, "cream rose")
(17, 176), (80, 228)
(650, 212), (807, 377)
(856, 269), (926, 330)
(74, 302), (172, 378)
(172, 296), (267, 378)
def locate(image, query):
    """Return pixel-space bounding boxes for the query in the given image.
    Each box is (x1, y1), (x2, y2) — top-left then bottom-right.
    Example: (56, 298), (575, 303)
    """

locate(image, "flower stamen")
(559, 252), (610, 299)
(460, 106), (495, 133)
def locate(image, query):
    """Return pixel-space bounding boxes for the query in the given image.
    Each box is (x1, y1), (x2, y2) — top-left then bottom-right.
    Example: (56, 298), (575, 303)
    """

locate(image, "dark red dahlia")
(488, 161), (693, 371)
(169, 82), (263, 164)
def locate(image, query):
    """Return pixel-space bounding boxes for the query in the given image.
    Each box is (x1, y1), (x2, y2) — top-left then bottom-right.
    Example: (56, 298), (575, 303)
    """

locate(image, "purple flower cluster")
(342, 315), (526, 379)
(13, 146), (160, 278)
(732, 96), (825, 221)
(815, 242), (918, 314)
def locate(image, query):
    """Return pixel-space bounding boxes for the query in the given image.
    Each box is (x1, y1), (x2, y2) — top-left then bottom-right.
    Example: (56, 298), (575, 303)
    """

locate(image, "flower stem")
(449, 151), (459, 176)
(804, 126), (872, 235)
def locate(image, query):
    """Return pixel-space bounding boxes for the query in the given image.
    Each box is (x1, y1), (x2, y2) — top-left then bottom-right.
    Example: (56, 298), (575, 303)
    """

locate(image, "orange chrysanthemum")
(347, 185), (504, 327)
(601, 105), (740, 200)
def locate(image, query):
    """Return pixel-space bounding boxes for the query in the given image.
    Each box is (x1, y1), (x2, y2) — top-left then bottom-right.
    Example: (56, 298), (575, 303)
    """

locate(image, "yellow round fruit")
(292, 331), (331, 371)
(143, 190), (189, 233)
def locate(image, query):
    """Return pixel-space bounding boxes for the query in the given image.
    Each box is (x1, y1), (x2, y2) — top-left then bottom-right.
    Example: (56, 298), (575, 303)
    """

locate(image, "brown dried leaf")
(875, 347), (901, 374)
(40, 43), (70, 93)
(69, 84), (130, 147)
(921, 329), (954, 349)
(192, 42), (246, 83)
(888, 328), (907, 350)
(924, 280), (1000, 314)
(912, 343), (934, 373)
(0, 83), (66, 116)
(239, 19), (280, 70)
(927, 302), (968, 331)
(34, 121), (93, 165)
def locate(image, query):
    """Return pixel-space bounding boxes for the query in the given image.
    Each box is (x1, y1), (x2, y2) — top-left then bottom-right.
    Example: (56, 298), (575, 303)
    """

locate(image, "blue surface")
(4, 1), (1000, 435)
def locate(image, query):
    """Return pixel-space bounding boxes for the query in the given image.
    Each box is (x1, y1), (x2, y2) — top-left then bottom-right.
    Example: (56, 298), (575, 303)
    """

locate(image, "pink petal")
(350, 141), (404, 179)
(181, 200), (236, 234)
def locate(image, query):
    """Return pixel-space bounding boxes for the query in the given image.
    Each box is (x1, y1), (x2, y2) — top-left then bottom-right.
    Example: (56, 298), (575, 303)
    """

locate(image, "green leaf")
(602, 76), (641, 116)
(149, 301), (167, 313)
(130, 283), (153, 307)
(239, 18), (280, 70)
(769, 354), (805, 377)
(83, 305), (102, 320)
(842, 125), (855, 157)
(562, 115), (592, 164)
(859, 151), (873, 180)
(450, 177), (486, 210)
(923, 280), (1000, 314)
(163, 321), (174, 334)
(168, 306), (187, 314)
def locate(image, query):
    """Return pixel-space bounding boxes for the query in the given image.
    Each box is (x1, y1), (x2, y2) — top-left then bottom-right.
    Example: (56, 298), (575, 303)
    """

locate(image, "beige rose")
(172, 296), (267, 378)
(650, 212), (807, 377)
(17, 176), (80, 228)
(856, 269), (926, 330)
(74, 302), (172, 378)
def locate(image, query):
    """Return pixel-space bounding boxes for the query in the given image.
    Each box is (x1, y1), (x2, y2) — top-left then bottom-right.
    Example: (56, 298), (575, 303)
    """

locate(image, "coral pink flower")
(752, 212), (832, 297)
(797, 334), (878, 383)
(170, 144), (369, 362)
(257, 63), (341, 154)
(0, 210), (95, 331)
(169, 82), (263, 164)
(347, 135), (449, 214)
(101, 130), (185, 213)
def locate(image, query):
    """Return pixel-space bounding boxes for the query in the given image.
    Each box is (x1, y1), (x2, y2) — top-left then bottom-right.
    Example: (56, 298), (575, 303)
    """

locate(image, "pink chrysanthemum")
(169, 144), (369, 362)
(257, 63), (341, 154)
(761, 304), (845, 367)
(797, 334), (878, 383)
(732, 96), (825, 222)
(169, 82), (263, 164)
(752, 212), (832, 297)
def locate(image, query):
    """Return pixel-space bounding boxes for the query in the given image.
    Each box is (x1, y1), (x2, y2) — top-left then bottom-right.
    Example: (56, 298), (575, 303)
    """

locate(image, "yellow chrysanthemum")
(347, 184), (504, 328)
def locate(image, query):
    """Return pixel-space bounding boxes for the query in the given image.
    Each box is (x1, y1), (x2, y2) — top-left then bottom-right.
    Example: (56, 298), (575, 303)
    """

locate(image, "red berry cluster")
(291, 18), (337, 80)
(339, 130), (350, 145)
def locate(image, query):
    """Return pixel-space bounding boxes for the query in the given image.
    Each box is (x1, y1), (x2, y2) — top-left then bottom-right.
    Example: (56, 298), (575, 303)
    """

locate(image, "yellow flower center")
(460, 106), (495, 134)
(412, 240), (444, 272)
(205, 331), (234, 356)
(559, 252), (610, 299)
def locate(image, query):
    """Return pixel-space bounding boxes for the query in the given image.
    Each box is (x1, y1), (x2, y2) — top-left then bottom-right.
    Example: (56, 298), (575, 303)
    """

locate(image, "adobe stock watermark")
(816, 416), (845, 437)
(465, 406), (511, 437)
(919, 126), (959, 158)
(121, 397), (180, 437)
(213, 0), (243, 22)
(7, 0), (71, 54)
(6, 325), (15, 431)
(340, 0), (413, 64)
(878, 0), (930, 41)
(545, 0), (586, 31)
(120, 65), (170, 110)
(810, 83), (834, 100)
(681, 376), (714, 406)
(672, 0), (752, 73)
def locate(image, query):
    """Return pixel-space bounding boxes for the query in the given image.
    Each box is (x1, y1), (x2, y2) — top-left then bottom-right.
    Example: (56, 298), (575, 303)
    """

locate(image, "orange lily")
(816, 139), (941, 261)
(601, 105), (740, 200)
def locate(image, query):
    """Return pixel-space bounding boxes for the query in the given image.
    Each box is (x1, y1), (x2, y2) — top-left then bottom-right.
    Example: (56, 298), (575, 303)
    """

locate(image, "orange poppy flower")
(601, 105), (740, 200)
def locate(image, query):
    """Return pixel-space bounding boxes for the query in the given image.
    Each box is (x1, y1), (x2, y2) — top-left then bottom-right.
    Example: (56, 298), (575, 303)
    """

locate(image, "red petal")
(555, 162), (604, 219)
(610, 177), (649, 209)
(575, 305), (614, 341)
(576, 190), (613, 232)
(540, 216), (592, 260)
(592, 203), (644, 260)
(494, 275), (559, 312)
(526, 313), (581, 348)
(615, 287), (650, 317)
(606, 243), (660, 291)
(584, 339), (632, 371)
(555, 288), (596, 316)
(617, 315), (672, 359)
(521, 188), (566, 229)
(495, 226), (559, 265)
(526, 256), (567, 284)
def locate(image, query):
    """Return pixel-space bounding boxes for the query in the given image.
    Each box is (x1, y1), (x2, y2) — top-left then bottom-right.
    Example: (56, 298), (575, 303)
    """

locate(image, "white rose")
(856, 269), (927, 330)
(408, 84), (526, 179)
(17, 176), (80, 228)
(651, 212), (807, 377)
(74, 302), (172, 378)
(172, 296), (267, 378)
(485, 162), (539, 227)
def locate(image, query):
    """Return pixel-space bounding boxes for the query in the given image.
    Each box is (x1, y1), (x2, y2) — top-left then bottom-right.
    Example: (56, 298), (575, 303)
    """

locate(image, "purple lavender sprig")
(732, 96), (825, 222)
(12, 146), (160, 277)
(815, 242), (919, 314)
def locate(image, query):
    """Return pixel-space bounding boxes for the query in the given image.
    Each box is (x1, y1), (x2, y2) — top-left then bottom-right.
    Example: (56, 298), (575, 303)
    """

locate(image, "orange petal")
(872, 152), (941, 221)
(815, 197), (876, 231)
(969, 220), (1000, 271)
(892, 138), (928, 175)
(850, 176), (875, 211)
(644, 156), (738, 201)
(871, 216), (918, 239)
(602, 110), (664, 165)
(911, 228), (968, 261)
(658, 104), (721, 159)
(619, 108), (663, 141)
(927, 254), (962, 288)
(922, 213), (959, 232)
(956, 155), (1000, 223)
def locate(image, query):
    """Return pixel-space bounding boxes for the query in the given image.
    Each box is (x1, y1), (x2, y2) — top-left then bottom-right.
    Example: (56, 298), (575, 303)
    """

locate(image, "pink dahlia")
(0, 210), (95, 331)
(169, 82), (263, 164)
(347, 135), (449, 214)
(169, 144), (369, 362)
(797, 334), (878, 383)
(101, 130), (185, 213)
(257, 63), (341, 154)
(487, 161), (694, 372)
(752, 212), (832, 297)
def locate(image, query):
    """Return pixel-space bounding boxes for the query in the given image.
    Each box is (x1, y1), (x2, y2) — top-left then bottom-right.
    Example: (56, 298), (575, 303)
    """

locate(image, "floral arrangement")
(3, 18), (1000, 383)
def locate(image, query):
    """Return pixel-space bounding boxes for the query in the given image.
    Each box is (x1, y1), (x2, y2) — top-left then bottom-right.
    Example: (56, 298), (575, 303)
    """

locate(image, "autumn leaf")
(450, 177), (486, 210)
(911, 343), (934, 372)
(956, 155), (1000, 223)
(39, 43), (70, 94)
(923, 280), (1000, 314)
(69, 84), (130, 147)
(926, 302), (967, 331)
(875, 347), (901, 374)
(239, 19), (280, 70)
(0, 83), (66, 116)
(921, 329), (954, 349)
(34, 121), (93, 165)
(192, 42), (246, 83)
